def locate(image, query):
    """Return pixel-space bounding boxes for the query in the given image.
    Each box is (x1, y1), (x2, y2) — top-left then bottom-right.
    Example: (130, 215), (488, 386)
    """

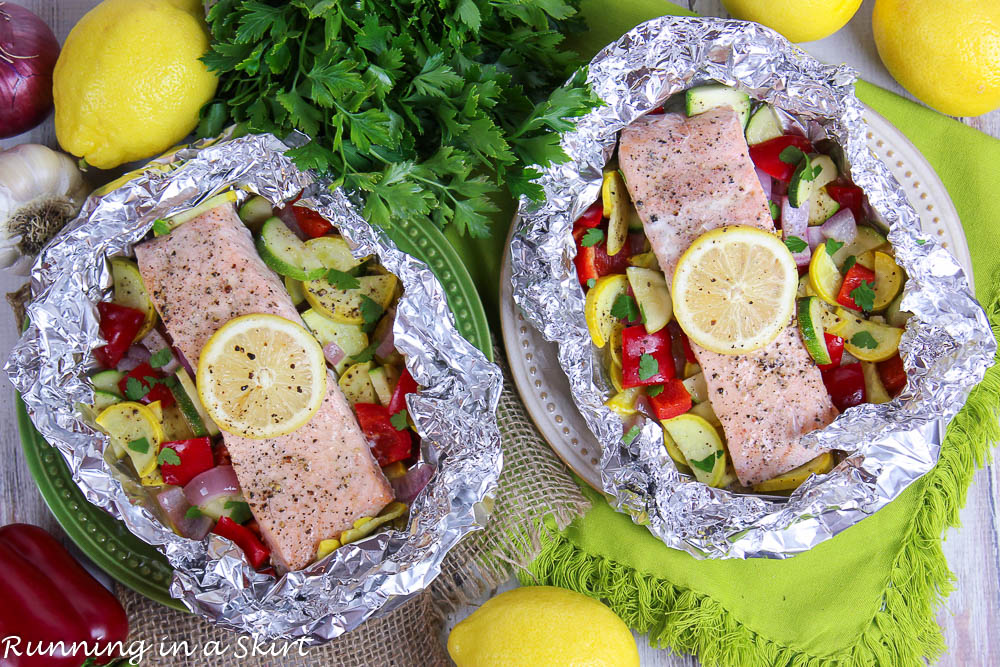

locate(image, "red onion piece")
(627, 232), (646, 256)
(633, 394), (653, 420)
(157, 486), (212, 540)
(183, 465), (241, 507)
(806, 227), (825, 251)
(0, 3), (58, 138)
(116, 344), (151, 372)
(374, 322), (395, 361)
(389, 464), (434, 505)
(755, 168), (772, 200)
(771, 178), (788, 199)
(142, 328), (180, 373)
(174, 346), (195, 377)
(820, 208), (858, 244)
(781, 196), (811, 267)
(323, 341), (345, 366)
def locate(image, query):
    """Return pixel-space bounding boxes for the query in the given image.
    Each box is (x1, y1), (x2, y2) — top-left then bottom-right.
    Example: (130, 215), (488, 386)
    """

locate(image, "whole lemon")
(873, 0), (1000, 117)
(53, 0), (218, 169)
(721, 0), (862, 43)
(448, 586), (640, 667)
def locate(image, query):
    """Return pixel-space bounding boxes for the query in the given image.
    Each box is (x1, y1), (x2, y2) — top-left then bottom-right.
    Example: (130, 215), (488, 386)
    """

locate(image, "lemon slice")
(672, 226), (797, 354)
(197, 314), (327, 439)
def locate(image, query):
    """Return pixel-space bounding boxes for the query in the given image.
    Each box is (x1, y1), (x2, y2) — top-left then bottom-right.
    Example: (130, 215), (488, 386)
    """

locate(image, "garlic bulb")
(0, 143), (88, 268)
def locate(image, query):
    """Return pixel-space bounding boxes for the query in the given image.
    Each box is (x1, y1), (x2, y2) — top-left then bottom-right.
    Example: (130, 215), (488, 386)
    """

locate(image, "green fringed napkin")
(512, 2), (1000, 665)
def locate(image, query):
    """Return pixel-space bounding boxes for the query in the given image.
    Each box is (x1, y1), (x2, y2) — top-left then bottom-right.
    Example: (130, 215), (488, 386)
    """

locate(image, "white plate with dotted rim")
(500, 107), (974, 491)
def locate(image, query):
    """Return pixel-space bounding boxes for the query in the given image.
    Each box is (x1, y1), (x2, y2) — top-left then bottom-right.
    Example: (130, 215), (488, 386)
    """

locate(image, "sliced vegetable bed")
(581, 84), (911, 494)
(84, 194), (426, 572)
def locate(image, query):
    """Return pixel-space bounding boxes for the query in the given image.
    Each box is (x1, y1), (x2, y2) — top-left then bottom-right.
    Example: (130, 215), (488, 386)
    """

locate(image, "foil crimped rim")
(6, 132), (503, 639)
(510, 16), (995, 559)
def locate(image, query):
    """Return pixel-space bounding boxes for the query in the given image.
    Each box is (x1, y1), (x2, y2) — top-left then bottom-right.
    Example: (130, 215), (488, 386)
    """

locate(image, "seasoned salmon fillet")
(618, 107), (837, 485)
(618, 107), (774, 278)
(692, 331), (838, 486)
(135, 205), (393, 571)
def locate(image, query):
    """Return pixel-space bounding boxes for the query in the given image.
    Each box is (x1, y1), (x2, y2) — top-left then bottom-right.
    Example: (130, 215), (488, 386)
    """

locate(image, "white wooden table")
(0, 1), (996, 664)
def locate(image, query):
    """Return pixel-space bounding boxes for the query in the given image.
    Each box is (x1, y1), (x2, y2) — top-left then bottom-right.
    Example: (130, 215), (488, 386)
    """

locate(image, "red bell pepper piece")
(621, 325), (676, 387)
(816, 333), (845, 372)
(821, 362), (866, 411)
(291, 205), (334, 238)
(213, 516), (270, 569)
(354, 402), (413, 466)
(836, 264), (877, 311)
(647, 106), (665, 115)
(573, 201), (603, 230)
(878, 354), (907, 396)
(0, 524), (129, 667)
(117, 362), (176, 408)
(748, 135), (814, 182)
(93, 302), (145, 368)
(388, 368), (417, 416)
(573, 227), (629, 286)
(648, 379), (692, 420)
(159, 437), (214, 486)
(826, 183), (866, 222)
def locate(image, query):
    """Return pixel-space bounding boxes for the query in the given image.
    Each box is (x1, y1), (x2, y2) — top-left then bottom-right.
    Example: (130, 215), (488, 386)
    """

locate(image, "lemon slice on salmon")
(672, 226), (797, 355)
(197, 314), (327, 439)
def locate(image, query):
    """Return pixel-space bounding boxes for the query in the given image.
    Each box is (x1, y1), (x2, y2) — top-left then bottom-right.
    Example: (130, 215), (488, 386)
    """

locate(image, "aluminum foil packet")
(510, 16), (995, 559)
(6, 132), (503, 640)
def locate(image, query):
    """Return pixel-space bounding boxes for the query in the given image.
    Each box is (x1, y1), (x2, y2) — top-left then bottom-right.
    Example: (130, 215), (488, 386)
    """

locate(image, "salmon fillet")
(135, 205), (393, 571)
(693, 331), (838, 486)
(618, 107), (837, 486)
(618, 107), (774, 279)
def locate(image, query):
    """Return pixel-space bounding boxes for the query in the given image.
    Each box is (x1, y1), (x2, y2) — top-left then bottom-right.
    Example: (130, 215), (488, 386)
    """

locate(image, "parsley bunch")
(199, 0), (596, 238)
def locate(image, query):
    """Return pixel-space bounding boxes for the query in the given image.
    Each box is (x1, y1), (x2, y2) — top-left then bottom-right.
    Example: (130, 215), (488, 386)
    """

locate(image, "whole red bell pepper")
(93, 302), (145, 369)
(826, 183), (866, 222)
(291, 205), (334, 238)
(213, 516), (270, 569)
(748, 135), (814, 181)
(388, 368), (417, 417)
(816, 333), (845, 372)
(648, 379), (691, 420)
(621, 325), (675, 388)
(117, 362), (175, 408)
(821, 362), (866, 411)
(354, 403), (413, 466)
(836, 264), (877, 311)
(0, 524), (129, 667)
(878, 354), (907, 396)
(159, 437), (214, 486)
(573, 201), (603, 230)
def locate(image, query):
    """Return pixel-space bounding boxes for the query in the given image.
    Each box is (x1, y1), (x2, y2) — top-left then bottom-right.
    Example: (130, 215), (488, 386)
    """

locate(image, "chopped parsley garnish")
(841, 255), (857, 275)
(149, 348), (173, 369)
(769, 201), (780, 220)
(390, 409), (409, 431)
(580, 228), (604, 247)
(779, 146), (806, 165)
(850, 280), (876, 312)
(128, 437), (149, 454)
(646, 384), (663, 397)
(916, 239), (927, 246)
(690, 450), (723, 473)
(152, 219), (171, 236)
(610, 293), (639, 321)
(824, 238), (844, 256)
(224, 500), (253, 524)
(784, 236), (807, 253)
(124, 377), (148, 401)
(349, 340), (380, 364)
(157, 447), (181, 466)
(326, 268), (361, 290)
(638, 353), (658, 381)
(586, 278), (596, 289)
(185, 506), (205, 519)
(622, 425), (641, 446)
(359, 294), (383, 332)
(850, 331), (879, 350)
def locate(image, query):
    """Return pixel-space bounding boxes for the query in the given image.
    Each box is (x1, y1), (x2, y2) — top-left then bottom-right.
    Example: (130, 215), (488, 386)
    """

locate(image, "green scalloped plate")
(16, 217), (492, 610)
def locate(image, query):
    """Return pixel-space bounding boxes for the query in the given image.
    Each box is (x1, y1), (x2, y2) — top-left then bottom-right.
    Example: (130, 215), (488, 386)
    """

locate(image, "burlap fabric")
(110, 343), (591, 665)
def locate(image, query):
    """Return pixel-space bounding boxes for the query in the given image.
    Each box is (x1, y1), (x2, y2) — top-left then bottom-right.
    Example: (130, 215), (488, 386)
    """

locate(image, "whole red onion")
(0, 2), (58, 138)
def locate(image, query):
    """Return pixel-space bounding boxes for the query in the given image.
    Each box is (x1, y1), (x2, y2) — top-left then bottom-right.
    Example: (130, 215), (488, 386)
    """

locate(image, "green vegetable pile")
(199, 0), (597, 238)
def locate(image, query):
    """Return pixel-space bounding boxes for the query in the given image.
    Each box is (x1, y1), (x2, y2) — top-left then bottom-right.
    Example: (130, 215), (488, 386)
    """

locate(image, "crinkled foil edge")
(6, 132), (503, 639)
(510, 16), (995, 559)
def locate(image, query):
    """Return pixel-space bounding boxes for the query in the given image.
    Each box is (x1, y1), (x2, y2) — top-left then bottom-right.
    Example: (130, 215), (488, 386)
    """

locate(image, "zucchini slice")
(685, 84), (751, 127)
(745, 104), (783, 145)
(256, 217), (327, 281)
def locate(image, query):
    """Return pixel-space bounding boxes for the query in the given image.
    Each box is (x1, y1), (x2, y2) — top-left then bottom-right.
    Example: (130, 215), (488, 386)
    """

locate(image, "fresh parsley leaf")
(350, 340), (379, 364)
(152, 219), (171, 236)
(916, 239), (927, 246)
(149, 348), (173, 369)
(359, 294), (383, 333)
(124, 377), (148, 401)
(185, 506), (205, 520)
(586, 278), (596, 289)
(326, 269), (361, 290)
(784, 236), (807, 253)
(580, 228), (604, 247)
(850, 280), (876, 312)
(769, 201), (780, 220)
(157, 447), (181, 467)
(850, 331), (879, 350)
(390, 409), (409, 431)
(798, 155), (817, 182)
(622, 425), (641, 446)
(224, 500), (253, 524)
(841, 255), (857, 275)
(779, 146), (806, 165)
(690, 450), (723, 473)
(825, 238), (845, 256)
(646, 384), (663, 397)
(610, 294), (639, 321)
(638, 353), (659, 381)
(128, 437), (149, 454)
